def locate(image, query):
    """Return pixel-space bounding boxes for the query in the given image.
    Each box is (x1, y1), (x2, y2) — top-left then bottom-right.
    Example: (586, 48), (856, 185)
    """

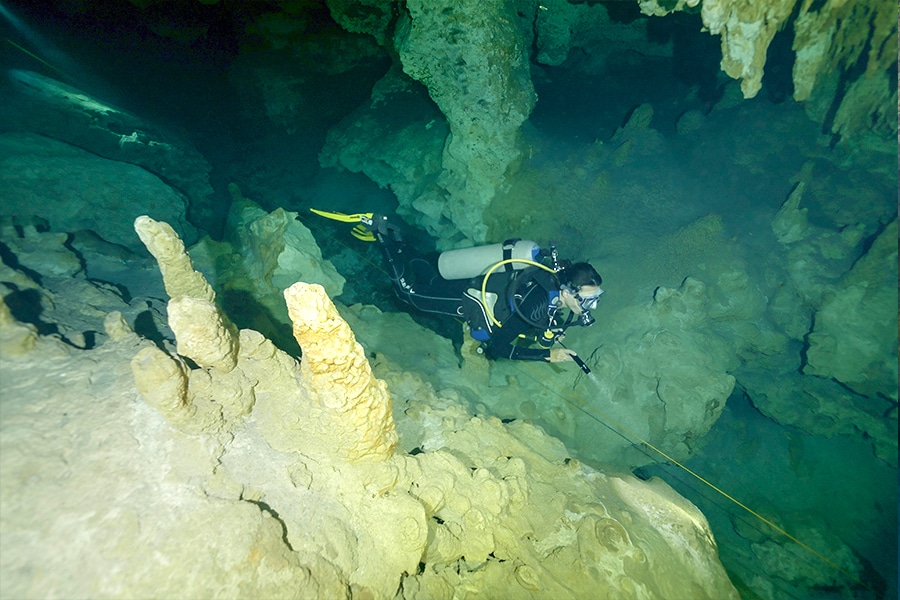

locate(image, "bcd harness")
(462, 265), (581, 346)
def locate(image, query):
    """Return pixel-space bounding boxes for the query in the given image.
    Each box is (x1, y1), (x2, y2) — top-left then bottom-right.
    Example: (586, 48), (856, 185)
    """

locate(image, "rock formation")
(638, 0), (896, 151)
(0, 132), (198, 253)
(392, 0), (536, 243)
(286, 281), (399, 461)
(188, 183), (345, 348)
(0, 70), (216, 232)
(745, 189), (900, 465)
(319, 65), (450, 241)
(804, 219), (898, 399)
(0, 2), (893, 597)
(0, 216), (741, 598)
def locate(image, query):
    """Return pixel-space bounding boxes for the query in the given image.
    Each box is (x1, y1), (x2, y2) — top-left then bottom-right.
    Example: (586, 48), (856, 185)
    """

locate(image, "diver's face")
(561, 285), (603, 314)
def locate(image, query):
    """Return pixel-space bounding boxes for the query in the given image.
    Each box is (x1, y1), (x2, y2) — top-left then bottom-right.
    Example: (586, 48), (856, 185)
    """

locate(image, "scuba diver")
(310, 210), (603, 369)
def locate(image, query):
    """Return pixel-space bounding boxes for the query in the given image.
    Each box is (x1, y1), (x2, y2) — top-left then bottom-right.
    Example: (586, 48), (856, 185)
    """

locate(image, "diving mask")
(573, 288), (603, 312)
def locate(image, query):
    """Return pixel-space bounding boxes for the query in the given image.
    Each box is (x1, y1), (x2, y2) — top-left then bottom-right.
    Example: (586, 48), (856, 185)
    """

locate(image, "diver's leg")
(377, 237), (465, 319)
(378, 240), (416, 303)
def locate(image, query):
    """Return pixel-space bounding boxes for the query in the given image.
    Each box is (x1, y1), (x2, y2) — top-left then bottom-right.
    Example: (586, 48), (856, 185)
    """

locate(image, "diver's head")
(559, 262), (603, 324)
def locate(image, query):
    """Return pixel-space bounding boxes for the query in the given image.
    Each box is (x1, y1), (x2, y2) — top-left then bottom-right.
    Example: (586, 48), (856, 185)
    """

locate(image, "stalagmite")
(285, 281), (398, 461)
(134, 215), (239, 372)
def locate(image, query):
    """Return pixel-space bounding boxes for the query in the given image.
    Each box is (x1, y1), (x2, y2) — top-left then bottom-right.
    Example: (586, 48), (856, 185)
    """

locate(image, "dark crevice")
(797, 312), (815, 373)
(845, 219), (891, 272)
(244, 499), (294, 552)
(2, 285), (57, 336)
(132, 307), (169, 350)
(0, 240), (44, 285)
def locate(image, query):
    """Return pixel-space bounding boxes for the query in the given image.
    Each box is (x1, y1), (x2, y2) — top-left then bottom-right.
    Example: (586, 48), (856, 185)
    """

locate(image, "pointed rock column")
(285, 282), (397, 461)
(134, 215), (239, 373)
(131, 215), (245, 433)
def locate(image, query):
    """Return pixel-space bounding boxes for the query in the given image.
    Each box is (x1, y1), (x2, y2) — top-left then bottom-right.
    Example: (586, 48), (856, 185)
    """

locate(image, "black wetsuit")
(377, 237), (562, 362)
(483, 270), (560, 362)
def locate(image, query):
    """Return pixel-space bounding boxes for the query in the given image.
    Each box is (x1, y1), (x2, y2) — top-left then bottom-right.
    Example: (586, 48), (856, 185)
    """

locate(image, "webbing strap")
(502, 239), (519, 272)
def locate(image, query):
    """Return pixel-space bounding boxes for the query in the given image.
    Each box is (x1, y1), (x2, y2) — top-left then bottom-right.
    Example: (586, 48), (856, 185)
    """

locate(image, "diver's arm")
(548, 348), (577, 362)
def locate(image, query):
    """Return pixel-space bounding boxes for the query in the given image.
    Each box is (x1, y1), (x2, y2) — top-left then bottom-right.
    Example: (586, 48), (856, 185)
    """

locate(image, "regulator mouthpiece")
(579, 310), (596, 327)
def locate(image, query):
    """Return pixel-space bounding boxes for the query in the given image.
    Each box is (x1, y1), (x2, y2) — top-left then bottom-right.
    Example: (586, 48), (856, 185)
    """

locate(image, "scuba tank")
(437, 239), (540, 280)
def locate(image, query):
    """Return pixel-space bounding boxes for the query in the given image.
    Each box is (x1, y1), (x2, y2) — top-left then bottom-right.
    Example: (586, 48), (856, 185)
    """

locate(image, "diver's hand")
(548, 348), (577, 363)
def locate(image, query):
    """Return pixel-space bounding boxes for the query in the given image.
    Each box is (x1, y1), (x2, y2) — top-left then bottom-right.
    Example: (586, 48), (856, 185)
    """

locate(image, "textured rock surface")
(319, 0), (894, 241)
(224, 184), (345, 300)
(0, 219), (169, 351)
(0, 296), (37, 357)
(286, 281), (398, 461)
(326, 0), (395, 46)
(0, 218), (740, 599)
(186, 184), (345, 351)
(392, 0), (536, 243)
(550, 276), (736, 468)
(0, 133), (198, 253)
(0, 70), (216, 231)
(742, 189), (900, 465)
(529, 0), (673, 68)
(134, 216), (218, 305)
(319, 66), (450, 240)
(637, 0), (897, 150)
(804, 219), (898, 399)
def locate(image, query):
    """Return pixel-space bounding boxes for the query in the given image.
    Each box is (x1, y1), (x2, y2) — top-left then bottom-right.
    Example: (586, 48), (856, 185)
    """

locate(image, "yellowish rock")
(167, 296), (238, 373)
(134, 215), (217, 304)
(285, 281), (398, 462)
(131, 345), (194, 424)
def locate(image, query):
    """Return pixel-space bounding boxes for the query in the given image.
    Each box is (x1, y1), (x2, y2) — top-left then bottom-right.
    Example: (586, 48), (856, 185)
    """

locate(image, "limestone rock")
(389, 389), (740, 599)
(0, 220), (161, 351)
(739, 366), (898, 467)
(168, 296), (239, 373)
(476, 274), (737, 470)
(187, 186), (345, 349)
(225, 184), (345, 299)
(326, 0), (395, 46)
(1, 217), (740, 599)
(394, 0), (537, 242)
(319, 66), (450, 239)
(533, 0), (673, 68)
(748, 522), (861, 594)
(770, 180), (866, 309)
(0, 70), (215, 231)
(103, 311), (135, 342)
(0, 133), (197, 254)
(134, 215), (218, 304)
(135, 214), (241, 373)
(805, 219), (898, 400)
(339, 302), (472, 400)
(735, 202), (897, 466)
(638, 0), (897, 149)
(132, 215), (244, 433)
(772, 182), (810, 244)
(0, 223), (82, 278)
(131, 344), (194, 424)
(1, 332), (347, 600)
(285, 282), (398, 462)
